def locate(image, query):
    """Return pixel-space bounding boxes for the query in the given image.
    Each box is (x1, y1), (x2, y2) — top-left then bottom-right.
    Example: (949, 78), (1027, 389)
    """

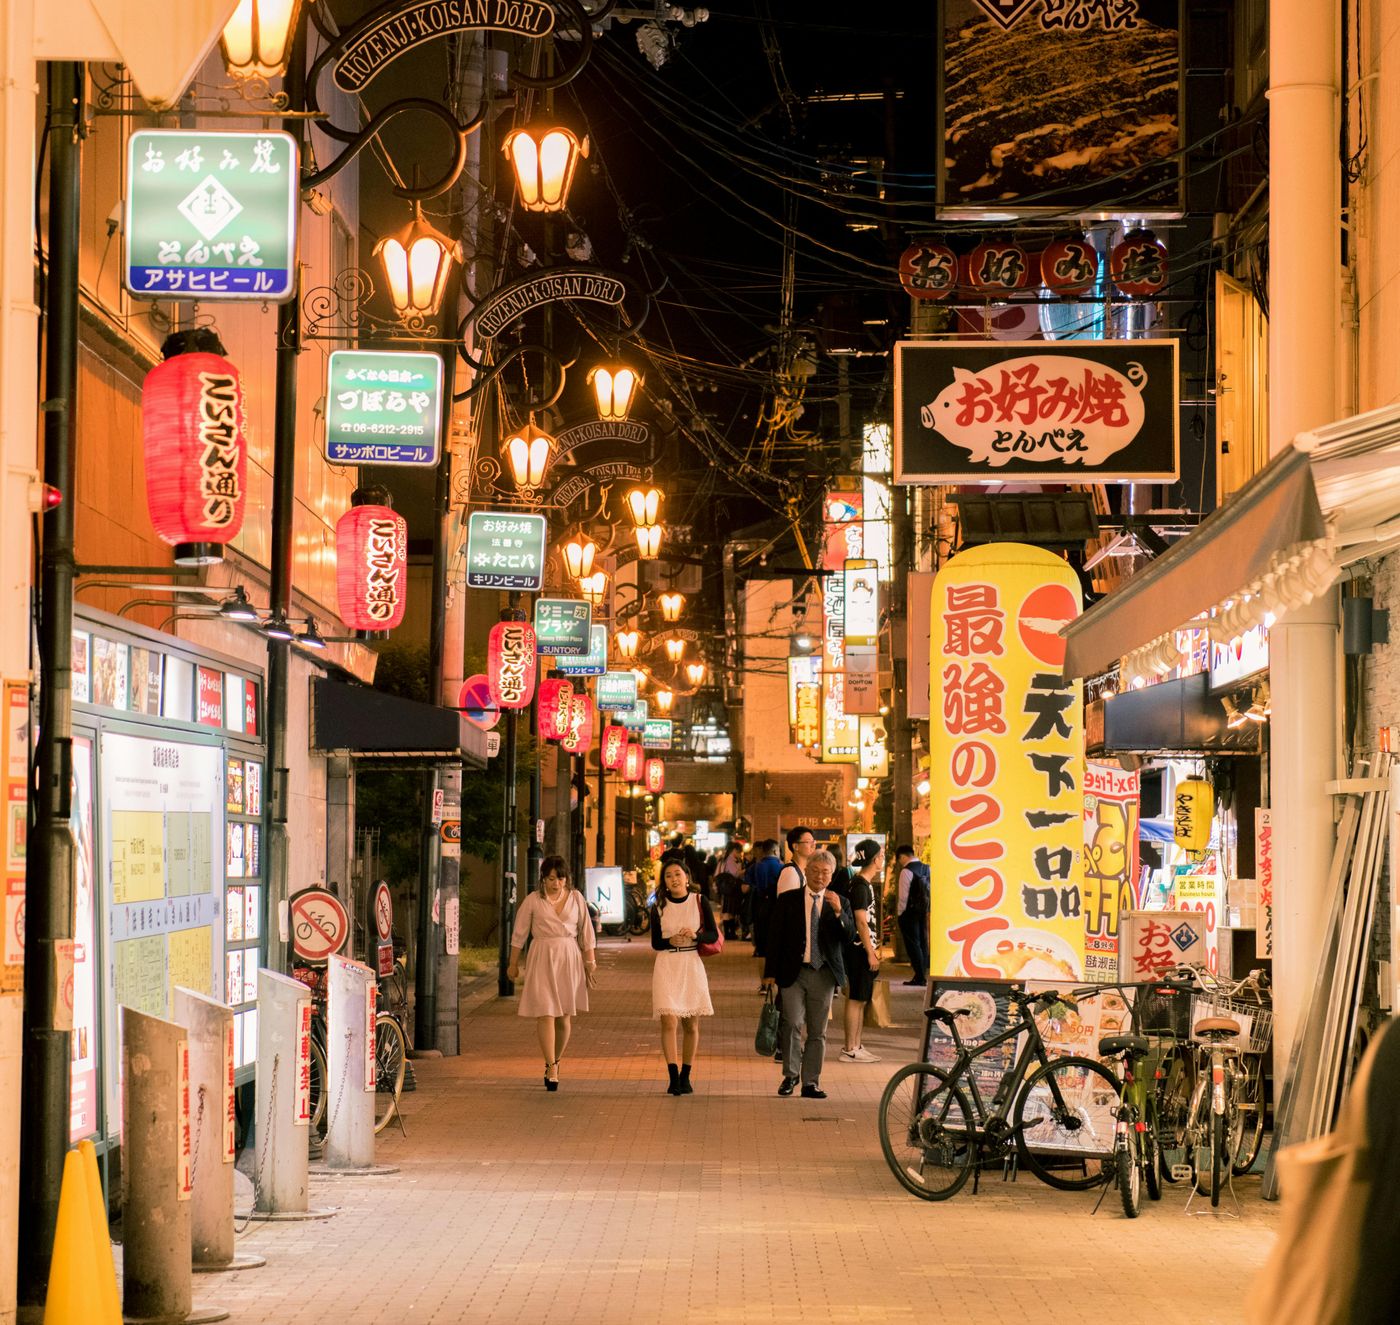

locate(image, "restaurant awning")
(1062, 401), (1400, 679)
(311, 677), (488, 769)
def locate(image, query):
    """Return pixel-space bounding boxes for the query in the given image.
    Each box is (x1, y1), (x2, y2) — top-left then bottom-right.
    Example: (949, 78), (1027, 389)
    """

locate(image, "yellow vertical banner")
(929, 544), (1085, 980)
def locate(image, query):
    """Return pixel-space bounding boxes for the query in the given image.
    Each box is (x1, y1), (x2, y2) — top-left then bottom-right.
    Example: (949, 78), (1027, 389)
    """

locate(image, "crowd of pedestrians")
(506, 830), (931, 1098)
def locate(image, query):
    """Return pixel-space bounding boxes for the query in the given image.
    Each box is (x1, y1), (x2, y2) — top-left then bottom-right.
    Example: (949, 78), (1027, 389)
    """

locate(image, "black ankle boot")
(667, 1062), (681, 1095)
(678, 1064), (693, 1095)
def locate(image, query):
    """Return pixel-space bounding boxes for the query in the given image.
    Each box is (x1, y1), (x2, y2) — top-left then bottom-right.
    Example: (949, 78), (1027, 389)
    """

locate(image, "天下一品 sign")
(126, 130), (298, 301)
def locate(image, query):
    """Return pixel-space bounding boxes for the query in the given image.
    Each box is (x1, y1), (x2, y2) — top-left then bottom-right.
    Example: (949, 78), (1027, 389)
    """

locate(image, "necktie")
(809, 894), (822, 967)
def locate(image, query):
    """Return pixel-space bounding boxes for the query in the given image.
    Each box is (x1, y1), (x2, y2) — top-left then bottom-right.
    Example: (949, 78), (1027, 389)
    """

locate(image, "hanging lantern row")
(143, 330), (248, 567)
(897, 231), (1167, 301)
(505, 421), (555, 490)
(221, 0), (304, 81)
(589, 365), (642, 423)
(562, 694), (593, 755)
(686, 662), (706, 687)
(334, 492), (408, 633)
(664, 637), (685, 663)
(374, 202), (458, 322)
(645, 758), (665, 795)
(636, 526), (662, 559)
(655, 689), (673, 714)
(564, 535), (596, 581)
(580, 571), (609, 607)
(602, 724), (628, 770)
(502, 121), (589, 214)
(626, 487), (662, 528)
(615, 630), (640, 661)
(538, 678), (575, 741)
(623, 742), (645, 783)
(488, 620), (538, 709)
(659, 592), (685, 623)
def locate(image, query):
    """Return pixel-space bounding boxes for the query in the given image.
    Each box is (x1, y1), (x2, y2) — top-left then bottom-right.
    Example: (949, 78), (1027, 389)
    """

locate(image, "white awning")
(1062, 402), (1400, 679)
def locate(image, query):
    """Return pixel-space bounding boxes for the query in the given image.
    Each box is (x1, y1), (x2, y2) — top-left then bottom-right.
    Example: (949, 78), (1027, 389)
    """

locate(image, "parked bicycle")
(877, 987), (1118, 1200)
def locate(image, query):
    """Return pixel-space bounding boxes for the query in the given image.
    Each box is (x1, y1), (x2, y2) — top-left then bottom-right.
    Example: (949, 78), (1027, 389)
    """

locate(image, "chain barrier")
(190, 1083), (207, 1188)
(323, 1028), (354, 1140)
(235, 1050), (280, 1233)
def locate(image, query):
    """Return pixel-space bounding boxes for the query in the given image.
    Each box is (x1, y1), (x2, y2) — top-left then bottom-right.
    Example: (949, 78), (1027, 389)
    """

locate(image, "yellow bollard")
(42, 1149), (102, 1325)
(78, 1140), (121, 1325)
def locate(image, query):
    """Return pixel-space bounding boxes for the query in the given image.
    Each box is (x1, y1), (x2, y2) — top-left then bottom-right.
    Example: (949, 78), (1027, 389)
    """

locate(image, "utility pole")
(18, 60), (83, 1310)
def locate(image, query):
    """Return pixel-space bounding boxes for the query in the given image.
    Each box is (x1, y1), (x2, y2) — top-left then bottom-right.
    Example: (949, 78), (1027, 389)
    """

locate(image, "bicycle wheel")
(1208, 1105), (1227, 1207)
(877, 1063), (976, 1201)
(1144, 1125), (1162, 1201)
(1232, 1057), (1266, 1175)
(1155, 1047), (1194, 1184)
(1015, 1055), (1117, 1191)
(374, 1013), (408, 1134)
(309, 1037), (328, 1138)
(1116, 1135), (1142, 1218)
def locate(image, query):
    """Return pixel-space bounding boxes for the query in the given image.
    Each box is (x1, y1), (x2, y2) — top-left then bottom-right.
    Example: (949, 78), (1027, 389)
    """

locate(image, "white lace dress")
(652, 894), (714, 1019)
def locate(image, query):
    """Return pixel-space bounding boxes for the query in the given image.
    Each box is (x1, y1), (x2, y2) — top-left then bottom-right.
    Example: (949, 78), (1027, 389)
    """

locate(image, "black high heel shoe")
(544, 1060), (559, 1091)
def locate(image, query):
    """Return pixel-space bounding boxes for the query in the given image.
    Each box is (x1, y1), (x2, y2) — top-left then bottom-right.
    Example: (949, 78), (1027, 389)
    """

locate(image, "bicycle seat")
(1098, 1034), (1150, 1058)
(1193, 1016), (1241, 1039)
(927, 1004), (972, 1026)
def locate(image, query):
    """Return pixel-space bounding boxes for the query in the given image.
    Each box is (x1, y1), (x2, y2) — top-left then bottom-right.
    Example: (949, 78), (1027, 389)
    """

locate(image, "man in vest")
(893, 844), (929, 987)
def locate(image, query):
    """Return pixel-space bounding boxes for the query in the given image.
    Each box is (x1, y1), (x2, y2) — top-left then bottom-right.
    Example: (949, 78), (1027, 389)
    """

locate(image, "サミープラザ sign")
(894, 339), (1178, 484)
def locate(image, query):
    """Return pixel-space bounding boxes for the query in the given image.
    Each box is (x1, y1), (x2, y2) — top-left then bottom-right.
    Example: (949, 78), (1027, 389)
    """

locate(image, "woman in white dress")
(507, 855), (597, 1090)
(650, 858), (717, 1095)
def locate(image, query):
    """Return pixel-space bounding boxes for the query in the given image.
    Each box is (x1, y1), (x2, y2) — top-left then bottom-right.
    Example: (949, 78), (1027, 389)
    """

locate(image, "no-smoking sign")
(290, 888), (349, 964)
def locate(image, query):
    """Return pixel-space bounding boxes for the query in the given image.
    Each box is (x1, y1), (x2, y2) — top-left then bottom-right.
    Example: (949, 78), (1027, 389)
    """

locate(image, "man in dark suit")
(762, 849), (853, 1099)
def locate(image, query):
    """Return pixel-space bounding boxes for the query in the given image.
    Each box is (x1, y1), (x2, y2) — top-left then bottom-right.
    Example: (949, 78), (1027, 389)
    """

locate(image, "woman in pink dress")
(507, 855), (597, 1090)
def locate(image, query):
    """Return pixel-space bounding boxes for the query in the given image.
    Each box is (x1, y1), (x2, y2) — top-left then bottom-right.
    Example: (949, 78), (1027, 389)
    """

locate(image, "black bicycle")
(878, 988), (1119, 1201)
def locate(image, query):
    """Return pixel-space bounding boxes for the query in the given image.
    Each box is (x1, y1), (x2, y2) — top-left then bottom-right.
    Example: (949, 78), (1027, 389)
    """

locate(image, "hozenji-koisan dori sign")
(126, 130), (298, 301)
(325, 351), (443, 467)
(894, 340), (1179, 484)
(468, 267), (632, 342)
(331, 0), (556, 94)
(936, 1), (1183, 218)
(551, 419), (650, 465)
(551, 461), (653, 511)
(929, 543), (1086, 982)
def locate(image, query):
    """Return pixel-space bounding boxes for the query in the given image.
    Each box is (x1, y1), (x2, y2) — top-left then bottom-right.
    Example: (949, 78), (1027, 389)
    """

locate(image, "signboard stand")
(248, 971), (336, 1222)
(121, 1008), (230, 1322)
(173, 989), (265, 1273)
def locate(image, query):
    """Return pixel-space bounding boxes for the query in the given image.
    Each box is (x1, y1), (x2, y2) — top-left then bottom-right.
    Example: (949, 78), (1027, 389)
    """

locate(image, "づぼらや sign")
(929, 544), (1085, 982)
(126, 130), (298, 301)
(894, 340), (1178, 484)
(290, 888), (349, 964)
(325, 350), (443, 467)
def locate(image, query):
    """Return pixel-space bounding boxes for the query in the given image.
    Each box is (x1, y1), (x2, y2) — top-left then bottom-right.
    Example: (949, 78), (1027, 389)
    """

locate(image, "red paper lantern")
(488, 620), (537, 709)
(562, 694), (593, 755)
(142, 330), (248, 565)
(538, 679), (575, 741)
(623, 743), (644, 782)
(898, 241), (958, 301)
(645, 758), (665, 794)
(335, 500), (408, 632)
(602, 724), (628, 770)
(1040, 236), (1099, 295)
(1110, 230), (1168, 297)
(965, 241), (1032, 293)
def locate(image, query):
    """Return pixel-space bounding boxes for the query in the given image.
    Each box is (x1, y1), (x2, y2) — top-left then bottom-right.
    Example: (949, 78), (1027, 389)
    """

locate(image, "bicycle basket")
(1131, 984), (1191, 1038)
(1190, 993), (1273, 1055)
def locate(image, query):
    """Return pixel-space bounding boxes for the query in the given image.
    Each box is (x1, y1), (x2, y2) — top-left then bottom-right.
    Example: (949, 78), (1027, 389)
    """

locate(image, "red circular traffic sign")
(290, 888), (349, 964)
(373, 882), (393, 942)
(457, 673), (500, 732)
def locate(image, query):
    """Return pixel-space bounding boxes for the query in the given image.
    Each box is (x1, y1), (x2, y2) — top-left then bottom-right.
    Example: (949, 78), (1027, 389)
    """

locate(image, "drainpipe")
(18, 60), (82, 1310)
(1267, 0), (1342, 1072)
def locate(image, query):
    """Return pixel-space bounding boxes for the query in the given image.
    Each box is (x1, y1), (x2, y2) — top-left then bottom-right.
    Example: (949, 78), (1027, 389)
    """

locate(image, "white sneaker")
(840, 1046), (881, 1063)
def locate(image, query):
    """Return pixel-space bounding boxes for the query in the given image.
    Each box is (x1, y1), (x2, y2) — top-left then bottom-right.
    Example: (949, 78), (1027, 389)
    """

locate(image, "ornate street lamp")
(221, 0), (304, 80)
(614, 630), (639, 661)
(626, 486), (662, 527)
(373, 203), (458, 323)
(664, 637), (685, 663)
(563, 535), (596, 581)
(635, 525), (662, 559)
(659, 592), (684, 623)
(504, 421), (555, 491)
(580, 571), (609, 607)
(589, 364), (641, 422)
(686, 661), (706, 687)
(502, 121), (589, 213)
(655, 689), (674, 714)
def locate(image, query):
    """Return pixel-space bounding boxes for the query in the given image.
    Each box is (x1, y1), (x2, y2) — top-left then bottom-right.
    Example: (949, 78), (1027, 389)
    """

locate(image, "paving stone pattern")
(214, 937), (1278, 1324)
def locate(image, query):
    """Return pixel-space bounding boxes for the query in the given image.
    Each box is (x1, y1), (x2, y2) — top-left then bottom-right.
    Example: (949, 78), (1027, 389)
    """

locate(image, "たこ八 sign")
(929, 544), (1085, 981)
(466, 512), (546, 591)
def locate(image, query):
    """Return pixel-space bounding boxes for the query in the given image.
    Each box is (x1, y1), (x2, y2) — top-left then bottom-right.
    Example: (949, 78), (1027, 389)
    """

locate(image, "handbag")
(696, 898), (723, 957)
(754, 988), (781, 1056)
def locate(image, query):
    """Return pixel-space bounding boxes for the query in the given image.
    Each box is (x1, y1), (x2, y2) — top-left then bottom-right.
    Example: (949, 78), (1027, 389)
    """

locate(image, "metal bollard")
(172, 989), (264, 1272)
(120, 1008), (228, 1324)
(247, 970), (335, 1221)
(320, 955), (379, 1172)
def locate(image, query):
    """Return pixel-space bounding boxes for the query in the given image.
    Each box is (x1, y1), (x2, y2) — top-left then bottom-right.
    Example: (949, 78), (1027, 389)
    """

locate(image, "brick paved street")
(210, 938), (1279, 1325)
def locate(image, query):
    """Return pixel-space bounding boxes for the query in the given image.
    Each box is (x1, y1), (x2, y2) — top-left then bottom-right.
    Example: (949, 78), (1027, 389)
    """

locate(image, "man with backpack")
(893, 844), (929, 987)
